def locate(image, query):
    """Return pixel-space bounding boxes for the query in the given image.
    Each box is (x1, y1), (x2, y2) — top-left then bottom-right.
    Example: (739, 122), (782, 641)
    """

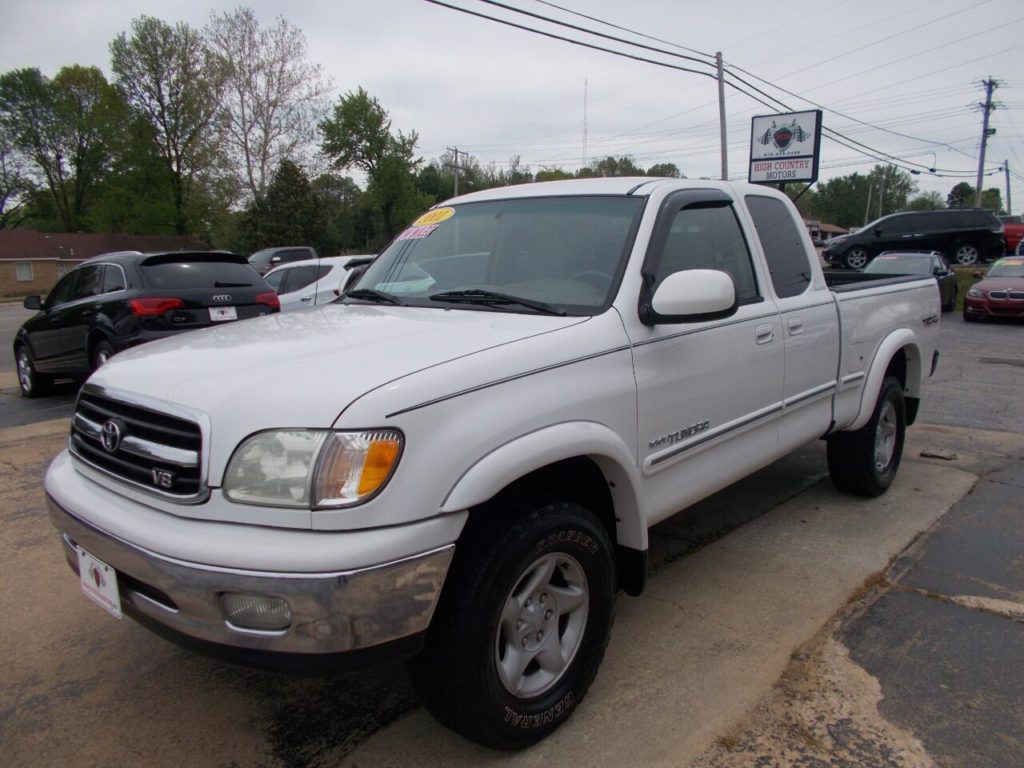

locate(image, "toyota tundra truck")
(45, 178), (940, 749)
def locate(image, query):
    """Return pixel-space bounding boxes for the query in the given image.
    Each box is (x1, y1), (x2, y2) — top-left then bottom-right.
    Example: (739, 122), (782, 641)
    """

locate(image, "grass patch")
(953, 265), (984, 311)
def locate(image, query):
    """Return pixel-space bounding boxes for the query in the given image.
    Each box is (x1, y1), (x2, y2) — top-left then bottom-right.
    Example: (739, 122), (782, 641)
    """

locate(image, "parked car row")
(13, 247), (380, 398)
(14, 251), (281, 397)
(822, 208), (1005, 268)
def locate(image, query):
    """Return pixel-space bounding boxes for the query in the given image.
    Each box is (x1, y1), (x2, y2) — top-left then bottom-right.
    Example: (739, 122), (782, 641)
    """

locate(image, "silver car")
(264, 255), (372, 311)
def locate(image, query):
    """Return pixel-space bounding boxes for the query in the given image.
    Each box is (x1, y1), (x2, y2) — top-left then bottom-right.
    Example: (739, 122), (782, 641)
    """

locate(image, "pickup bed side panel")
(831, 280), (939, 432)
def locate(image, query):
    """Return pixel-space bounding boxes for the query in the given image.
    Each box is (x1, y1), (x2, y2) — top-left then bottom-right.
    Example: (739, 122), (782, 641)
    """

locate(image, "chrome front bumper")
(48, 496), (454, 656)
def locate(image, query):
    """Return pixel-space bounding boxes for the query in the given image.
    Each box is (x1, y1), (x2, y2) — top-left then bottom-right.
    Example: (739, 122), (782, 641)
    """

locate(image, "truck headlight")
(223, 429), (403, 508)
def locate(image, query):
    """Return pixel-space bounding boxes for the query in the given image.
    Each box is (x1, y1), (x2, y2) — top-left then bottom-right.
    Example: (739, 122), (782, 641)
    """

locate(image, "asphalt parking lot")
(1, 307), (1022, 767)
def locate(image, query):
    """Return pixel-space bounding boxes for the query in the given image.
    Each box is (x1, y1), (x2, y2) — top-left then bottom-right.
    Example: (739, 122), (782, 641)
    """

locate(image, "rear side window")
(72, 265), (104, 300)
(947, 211), (988, 228)
(745, 195), (811, 298)
(142, 260), (260, 289)
(281, 264), (319, 293)
(101, 265), (127, 293)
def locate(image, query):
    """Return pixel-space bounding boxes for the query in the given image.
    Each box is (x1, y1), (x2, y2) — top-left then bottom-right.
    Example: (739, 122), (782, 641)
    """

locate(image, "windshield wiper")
(214, 281), (252, 287)
(345, 288), (405, 305)
(429, 289), (566, 316)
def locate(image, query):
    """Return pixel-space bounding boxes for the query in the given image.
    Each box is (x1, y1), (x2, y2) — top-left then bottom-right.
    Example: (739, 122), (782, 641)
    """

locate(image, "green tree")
(237, 159), (324, 252)
(0, 122), (29, 228)
(0, 66), (122, 230)
(320, 87), (417, 176)
(111, 16), (227, 234)
(320, 88), (424, 246)
(577, 155), (643, 178)
(312, 172), (362, 254)
(535, 166), (573, 182)
(206, 7), (330, 205)
(646, 162), (682, 178)
(981, 187), (1003, 213)
(946, 182), (974, 208)
(907, 191), (944, 211)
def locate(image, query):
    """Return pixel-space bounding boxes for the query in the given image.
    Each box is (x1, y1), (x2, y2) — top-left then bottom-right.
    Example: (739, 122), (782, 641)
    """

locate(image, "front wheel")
(827, 376), (906, 497)
(410, 501), (615, 749)
(953, 242), (979, 266)
(844, 248), (870, 270)
(92, 339), (115, 370)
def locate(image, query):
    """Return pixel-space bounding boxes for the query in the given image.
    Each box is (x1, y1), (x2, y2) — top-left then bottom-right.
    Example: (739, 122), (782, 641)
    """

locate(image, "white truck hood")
(88, 303), (584, 432)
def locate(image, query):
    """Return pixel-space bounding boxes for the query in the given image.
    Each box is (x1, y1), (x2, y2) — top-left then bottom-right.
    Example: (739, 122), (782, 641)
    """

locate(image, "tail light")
(256, 292), (280, 311)
(130, 297), (185, 317)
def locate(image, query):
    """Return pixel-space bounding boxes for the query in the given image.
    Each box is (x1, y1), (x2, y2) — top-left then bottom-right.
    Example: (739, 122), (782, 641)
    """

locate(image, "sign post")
(749, 110), (822, 186)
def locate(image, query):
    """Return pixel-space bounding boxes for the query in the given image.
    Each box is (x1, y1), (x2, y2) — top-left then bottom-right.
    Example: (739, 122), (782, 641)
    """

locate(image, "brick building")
(0, 230), (211, 299)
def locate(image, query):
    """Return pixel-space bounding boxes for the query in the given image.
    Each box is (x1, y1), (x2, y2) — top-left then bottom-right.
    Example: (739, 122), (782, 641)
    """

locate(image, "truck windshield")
(349, 196), (644, 315)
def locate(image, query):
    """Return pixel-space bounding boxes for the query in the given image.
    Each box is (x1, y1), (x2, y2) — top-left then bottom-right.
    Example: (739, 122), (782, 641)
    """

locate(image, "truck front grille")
(70, 390), (205, 500)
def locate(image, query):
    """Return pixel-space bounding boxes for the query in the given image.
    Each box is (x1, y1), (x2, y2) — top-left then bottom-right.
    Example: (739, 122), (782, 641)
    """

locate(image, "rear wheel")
(953, 242), (979, 266)
(827, 376), (906, 497)
(844, 248), (870, 270)
(16, 345), (52, 398)
(410, 501), (615, 749)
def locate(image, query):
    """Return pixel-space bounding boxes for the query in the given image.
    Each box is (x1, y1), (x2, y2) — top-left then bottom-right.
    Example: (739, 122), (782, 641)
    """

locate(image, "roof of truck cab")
(443, 176), (750, 204)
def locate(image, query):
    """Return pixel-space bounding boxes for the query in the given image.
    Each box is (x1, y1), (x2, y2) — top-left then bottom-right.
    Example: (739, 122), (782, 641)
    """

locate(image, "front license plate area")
(209, 306), (238, 322)
(76, 546), (122, 619)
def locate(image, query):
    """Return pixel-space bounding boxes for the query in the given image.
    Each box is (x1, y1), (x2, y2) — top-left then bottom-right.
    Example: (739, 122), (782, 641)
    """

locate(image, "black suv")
(822, 208), (1005, 268)
(14, 251), (280, 397)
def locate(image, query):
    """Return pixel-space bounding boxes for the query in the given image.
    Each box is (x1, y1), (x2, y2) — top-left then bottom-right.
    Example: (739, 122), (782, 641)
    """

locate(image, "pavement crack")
(887, 582), (1024, 622)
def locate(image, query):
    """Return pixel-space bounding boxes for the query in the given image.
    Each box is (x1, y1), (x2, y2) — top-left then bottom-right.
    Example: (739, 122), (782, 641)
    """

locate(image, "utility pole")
(583, 78), (588, 169)
(445, 147), (469, 197)
(974, 78), (1000, 207)
(864, 185), (873, 226)
(1004, 161), (1012, 214)
(716, 52), (727, 180)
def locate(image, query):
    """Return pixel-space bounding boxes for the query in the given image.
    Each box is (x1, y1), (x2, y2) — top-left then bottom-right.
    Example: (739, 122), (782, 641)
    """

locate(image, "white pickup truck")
(45, 178), (940, 749)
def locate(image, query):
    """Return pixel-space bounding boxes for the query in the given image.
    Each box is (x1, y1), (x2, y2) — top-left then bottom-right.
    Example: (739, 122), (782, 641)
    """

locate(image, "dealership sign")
(749, 110), (822, 184)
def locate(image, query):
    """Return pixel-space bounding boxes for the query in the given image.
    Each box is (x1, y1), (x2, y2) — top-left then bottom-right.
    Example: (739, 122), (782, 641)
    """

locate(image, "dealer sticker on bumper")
(76, 546), (122, 619)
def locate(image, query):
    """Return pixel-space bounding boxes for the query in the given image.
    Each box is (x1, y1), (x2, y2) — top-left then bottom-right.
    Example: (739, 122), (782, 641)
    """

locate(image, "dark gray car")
(862, 251), (958, 311)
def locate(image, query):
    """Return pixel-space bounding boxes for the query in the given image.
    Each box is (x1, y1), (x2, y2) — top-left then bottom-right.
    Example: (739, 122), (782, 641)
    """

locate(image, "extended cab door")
(744, 194), (840, 452)
(627, 189), (784, 525)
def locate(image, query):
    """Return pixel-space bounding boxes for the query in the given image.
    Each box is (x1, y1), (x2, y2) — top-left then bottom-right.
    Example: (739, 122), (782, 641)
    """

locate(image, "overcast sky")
(3, 0), (1023, 210)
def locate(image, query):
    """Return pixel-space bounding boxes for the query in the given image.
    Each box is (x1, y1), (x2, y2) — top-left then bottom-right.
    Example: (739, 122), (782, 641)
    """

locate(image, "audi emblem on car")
(100, 419), (124, 453)
(212, 294), (233, 302)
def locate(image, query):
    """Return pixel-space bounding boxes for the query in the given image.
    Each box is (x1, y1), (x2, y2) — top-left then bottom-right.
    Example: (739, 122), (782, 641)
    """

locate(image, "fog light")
(220, 593), (291, 631)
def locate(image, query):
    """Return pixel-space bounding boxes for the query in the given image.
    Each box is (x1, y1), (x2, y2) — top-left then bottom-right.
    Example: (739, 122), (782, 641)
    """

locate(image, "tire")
(827, 376), (906, 498)
(409, 501), (615, 750)
(15, 345), (52, 398)
(953, 243), (979, 266)
(92, 339), (115, 370)
(844, 248), (870, 270)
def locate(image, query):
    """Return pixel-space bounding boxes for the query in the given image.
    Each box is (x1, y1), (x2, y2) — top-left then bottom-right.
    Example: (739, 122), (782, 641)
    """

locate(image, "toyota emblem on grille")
(101, 419), (125, 453)
(212, 294), (232, 302)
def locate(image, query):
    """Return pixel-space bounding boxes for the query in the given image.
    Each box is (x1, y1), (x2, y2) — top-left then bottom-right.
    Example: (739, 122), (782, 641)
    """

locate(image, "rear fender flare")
(440, 421), (647, 551)
(848, 329), (923, 432)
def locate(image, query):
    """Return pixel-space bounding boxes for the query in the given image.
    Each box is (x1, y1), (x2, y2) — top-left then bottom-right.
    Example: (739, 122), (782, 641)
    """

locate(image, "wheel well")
(884, 348), (923, 425)
(458, 457), (644, 593)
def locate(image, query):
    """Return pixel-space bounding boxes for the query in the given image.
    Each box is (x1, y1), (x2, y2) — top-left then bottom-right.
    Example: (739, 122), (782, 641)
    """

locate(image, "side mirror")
(23, 295), (42, 311)
(640, 269), (737, 325)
